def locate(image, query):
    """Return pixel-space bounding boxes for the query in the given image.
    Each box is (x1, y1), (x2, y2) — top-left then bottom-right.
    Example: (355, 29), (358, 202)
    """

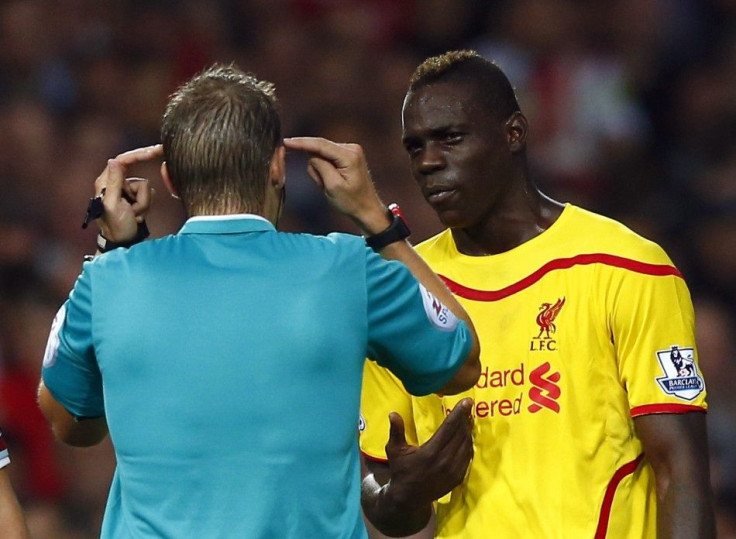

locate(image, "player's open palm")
(385, 397), (474, 507)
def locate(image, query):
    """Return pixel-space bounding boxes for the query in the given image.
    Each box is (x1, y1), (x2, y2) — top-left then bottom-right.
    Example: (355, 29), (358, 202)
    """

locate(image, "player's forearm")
(656, 478), (715, 538)
(37, 382), (109, 447)
(635, 413), (716, 538)
(361, 472), (433, 537)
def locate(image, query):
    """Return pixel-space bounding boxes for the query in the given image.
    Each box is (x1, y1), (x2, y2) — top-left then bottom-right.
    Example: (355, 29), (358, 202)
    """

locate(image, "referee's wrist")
(365, 204), (411, 252)
(96, 221), (150, 253)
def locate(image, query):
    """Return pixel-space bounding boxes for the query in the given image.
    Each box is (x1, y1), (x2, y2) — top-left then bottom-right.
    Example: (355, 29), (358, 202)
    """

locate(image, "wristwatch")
(97, 221), (150, 253)
(365, 203), (411, 252)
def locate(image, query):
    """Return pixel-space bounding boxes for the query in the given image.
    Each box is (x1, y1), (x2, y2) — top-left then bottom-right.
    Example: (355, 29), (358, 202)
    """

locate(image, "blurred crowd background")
(0, 0), (735, 536)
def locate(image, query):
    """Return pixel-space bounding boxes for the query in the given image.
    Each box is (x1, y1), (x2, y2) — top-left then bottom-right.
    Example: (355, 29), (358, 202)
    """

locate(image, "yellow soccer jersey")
(360, 204), (707, 539)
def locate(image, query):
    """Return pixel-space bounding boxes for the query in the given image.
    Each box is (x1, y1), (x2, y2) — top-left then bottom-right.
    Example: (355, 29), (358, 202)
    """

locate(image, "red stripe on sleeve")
(630, 403), (707, 417)
(440, 253), (682, 301)
(595, 454), (645, 539)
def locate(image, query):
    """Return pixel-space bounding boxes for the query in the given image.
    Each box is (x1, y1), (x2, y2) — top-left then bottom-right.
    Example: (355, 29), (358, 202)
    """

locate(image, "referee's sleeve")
(42, 266), (105, 418)
(364, 248), (472, 396)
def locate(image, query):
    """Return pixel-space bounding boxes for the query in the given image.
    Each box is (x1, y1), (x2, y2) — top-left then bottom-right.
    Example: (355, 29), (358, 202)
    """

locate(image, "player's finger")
(385, 412), (407, 458)
(455, 436), (475, 477)
(426, 398), (474, 447)
(430, 417), (473, 462)
(114, 144), (164, 167)
(433, 419), (474, 476)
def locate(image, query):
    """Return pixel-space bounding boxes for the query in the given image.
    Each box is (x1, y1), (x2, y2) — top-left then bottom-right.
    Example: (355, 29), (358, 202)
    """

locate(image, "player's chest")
(438, 273), (617, 412)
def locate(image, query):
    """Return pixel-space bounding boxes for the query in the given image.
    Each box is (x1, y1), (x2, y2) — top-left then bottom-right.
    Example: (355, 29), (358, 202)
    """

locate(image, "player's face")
(401, 81), (515, 230)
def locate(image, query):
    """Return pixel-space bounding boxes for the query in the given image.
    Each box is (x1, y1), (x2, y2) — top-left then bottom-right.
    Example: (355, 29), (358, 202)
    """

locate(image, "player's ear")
(269, 145), (286, 190)
(506, 112), (528, 153)
(160, 162), (180, 199)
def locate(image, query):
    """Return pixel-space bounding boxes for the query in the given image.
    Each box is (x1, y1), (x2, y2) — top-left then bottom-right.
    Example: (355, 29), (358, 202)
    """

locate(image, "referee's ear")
(269, 145), (286, 190)
(160, 162), (180, 199)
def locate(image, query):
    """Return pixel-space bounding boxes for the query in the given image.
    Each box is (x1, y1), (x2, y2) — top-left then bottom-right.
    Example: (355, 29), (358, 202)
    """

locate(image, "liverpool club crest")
(530, 297), (565, 351)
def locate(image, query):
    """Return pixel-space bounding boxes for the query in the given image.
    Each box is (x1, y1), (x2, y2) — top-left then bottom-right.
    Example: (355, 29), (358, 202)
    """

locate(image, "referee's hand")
(282, 137), (390, 236)
(93, 145), (162, 242)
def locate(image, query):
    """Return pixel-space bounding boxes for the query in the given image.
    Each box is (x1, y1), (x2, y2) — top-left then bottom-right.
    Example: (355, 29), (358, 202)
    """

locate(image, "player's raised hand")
(283, 137), (390, 235)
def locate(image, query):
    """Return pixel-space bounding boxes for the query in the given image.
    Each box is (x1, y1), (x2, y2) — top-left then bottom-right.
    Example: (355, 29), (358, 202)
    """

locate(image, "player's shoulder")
(567, 205), (673, 265)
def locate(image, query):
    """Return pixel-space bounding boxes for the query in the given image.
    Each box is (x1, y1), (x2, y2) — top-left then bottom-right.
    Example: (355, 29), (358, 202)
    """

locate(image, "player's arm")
(0, 468), (30, 539)
(634, 412), (715, 539)
(283, 136), (480, 394)
(610, 247), (715, 537)
(37, 381), (108, 447)
(361, 399), (473, 537)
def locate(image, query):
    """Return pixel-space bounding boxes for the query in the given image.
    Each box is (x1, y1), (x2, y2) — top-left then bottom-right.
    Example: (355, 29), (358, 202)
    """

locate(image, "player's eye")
(404, 141), (422, 156)
(443, 132), (463, 144)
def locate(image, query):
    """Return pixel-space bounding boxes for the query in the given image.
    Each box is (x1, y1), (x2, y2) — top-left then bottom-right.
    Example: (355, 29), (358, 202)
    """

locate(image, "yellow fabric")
(360, 205), (707, 538)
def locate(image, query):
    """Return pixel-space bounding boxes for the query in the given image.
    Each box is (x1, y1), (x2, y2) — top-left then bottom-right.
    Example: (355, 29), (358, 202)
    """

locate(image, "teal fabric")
(43, 215), (471, 538)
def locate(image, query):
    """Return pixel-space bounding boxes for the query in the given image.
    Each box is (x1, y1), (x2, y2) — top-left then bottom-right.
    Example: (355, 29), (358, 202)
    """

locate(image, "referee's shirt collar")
(179, 214), (276, 235)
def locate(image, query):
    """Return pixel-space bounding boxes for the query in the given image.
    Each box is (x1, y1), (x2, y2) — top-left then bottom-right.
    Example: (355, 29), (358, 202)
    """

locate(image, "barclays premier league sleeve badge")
(42, 304), (66, 368)
(655, 345), (705, 401)
(419, 284), (459, 331)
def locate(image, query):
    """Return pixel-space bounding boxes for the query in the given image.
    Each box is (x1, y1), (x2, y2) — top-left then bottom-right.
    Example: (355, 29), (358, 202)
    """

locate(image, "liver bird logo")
(535, 297), (566, 339)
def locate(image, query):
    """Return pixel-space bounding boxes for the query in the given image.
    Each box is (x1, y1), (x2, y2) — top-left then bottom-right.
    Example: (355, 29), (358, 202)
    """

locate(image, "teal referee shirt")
(42, 215), (472, 538)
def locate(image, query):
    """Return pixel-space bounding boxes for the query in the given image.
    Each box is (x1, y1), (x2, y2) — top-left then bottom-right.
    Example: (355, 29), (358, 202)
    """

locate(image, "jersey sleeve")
(363, 248), (473, 397)
(41, 265), (105, 418)
(360, 360), (418, 461)
(610, 249), (707, 417)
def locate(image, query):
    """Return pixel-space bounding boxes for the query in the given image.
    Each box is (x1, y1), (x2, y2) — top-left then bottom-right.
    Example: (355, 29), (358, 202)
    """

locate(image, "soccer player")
(0, 430), (30, 538)
(360, 50), (716, 538)
(38, 65), (480, 538)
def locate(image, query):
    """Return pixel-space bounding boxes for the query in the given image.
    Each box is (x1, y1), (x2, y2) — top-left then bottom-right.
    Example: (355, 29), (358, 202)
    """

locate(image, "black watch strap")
(365, 204), (410, 252)
(97, 221), (150, 253)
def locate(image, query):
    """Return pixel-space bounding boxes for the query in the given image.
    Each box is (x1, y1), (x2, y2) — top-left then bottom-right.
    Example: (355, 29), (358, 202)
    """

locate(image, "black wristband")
(97, 221), (150, 253)
(365, 204), (410, 252)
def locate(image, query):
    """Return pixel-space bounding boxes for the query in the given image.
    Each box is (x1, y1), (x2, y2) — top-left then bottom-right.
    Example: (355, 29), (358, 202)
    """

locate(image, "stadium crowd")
(0, 0), (735, 536)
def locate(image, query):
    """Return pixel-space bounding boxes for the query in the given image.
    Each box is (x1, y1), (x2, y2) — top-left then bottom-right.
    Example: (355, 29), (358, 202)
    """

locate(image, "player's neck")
(451, 189), (564, 256)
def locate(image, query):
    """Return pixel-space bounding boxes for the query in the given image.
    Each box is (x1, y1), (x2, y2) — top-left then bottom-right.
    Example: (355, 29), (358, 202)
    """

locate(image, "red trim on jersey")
(595, 454), (645, 539)
(361, 451), (388, 464)
(439, 253), (682, 301)
(630, 403), (706, 417)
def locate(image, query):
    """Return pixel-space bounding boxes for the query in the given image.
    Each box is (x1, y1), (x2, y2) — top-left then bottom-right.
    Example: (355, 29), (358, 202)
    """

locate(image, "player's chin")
(436, 210), (469, 230)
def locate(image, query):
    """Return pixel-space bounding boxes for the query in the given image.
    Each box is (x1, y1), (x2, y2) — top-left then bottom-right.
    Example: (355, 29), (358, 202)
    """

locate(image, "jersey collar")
(179, 214), (276, 235)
